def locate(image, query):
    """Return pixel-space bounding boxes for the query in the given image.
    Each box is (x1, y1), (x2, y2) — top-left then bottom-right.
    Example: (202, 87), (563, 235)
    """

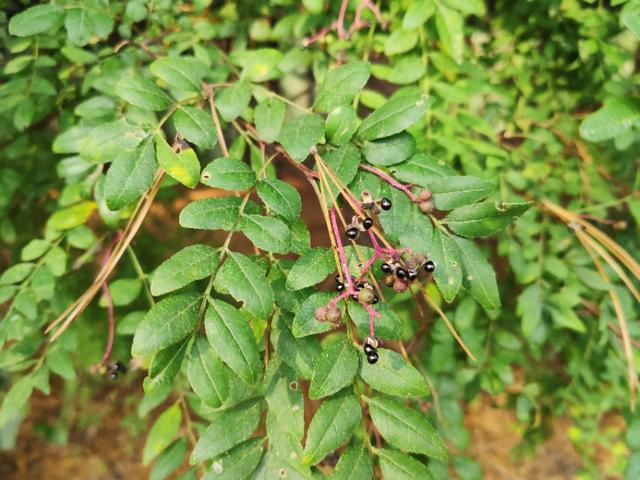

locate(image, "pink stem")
(330, 208), (354, 291)
(337, 0), (349, 39)
(360, 164), (418, 202)
(363, 302), (379, 338)
(356, 251), (380, 282)
(330, 291), (351, 308)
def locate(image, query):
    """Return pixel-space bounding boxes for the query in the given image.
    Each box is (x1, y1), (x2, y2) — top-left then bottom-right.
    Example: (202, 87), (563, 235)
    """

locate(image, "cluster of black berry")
(363, 336), (380, 364)
(108, 360), (127, 380)
(345, 193), (392, 240)
(380, 254), (436, 293)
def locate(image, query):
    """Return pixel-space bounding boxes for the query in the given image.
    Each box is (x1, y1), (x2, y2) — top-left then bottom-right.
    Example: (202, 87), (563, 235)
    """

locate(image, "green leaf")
(155, 136), (200, 188)
(105, 139), (157, 211)
(180, 197), (258, 231)
(201, 158), (256, 190)
(359, 349), (429, 397)
(435, 4), (464, 64)
(376, 448), (434, 480)
(150, 57), (208, 92)
(279, 114), (325, 162)
(151, 244), (219, 296)
(302, 393), (362, 465)
(324, 144), (361, 200)
(403, 0), (436, 29)
(264, 361), (305, 457)
(0, 375), (33, 428)
(216, 82), (252, 122)
(188, 336), (229, 407)
(21, 239), (50, 261)
(213, 252), (274, 318)
(365, 396), (447, 460)
(362, 132), (416, 167)
(9, 5), (64, 37)
(579, 97), (640, 142)
(314, 61), (371, 113)
(47, 201), (96, 230)
(347, 302), (403, 340)
(203, 439), (264, 480)
(453, 237), (501, 310)
(190, 399), (262, 463)
(81, 119), (147, 164)
(430, 229), (462, 303)
(173, 106), (218, 149)
(384, 29), (419, 56)
(100, 278), (141, 306)
(428, 176), (494, 210)
(378, 187), (413, 243)
(116, 74), (172, 111)
(0, 263), (35, 285)
(623, 2), (640, 39)
(444, 200), (532, 237)
(331, 439), (373, 480)
(233, 48), (283, 82)
(256, 178), (301, 222)
(255, 97), (286, 143)
(292, 292), (337, 338)
(143, 339), (190, 395)
(518, 284), (542, 337)
(358, 93), (432, 141)
(286, 248), (335, 290)
(325, 105), (360, 145)
(398, 206), (434, 254)
(205, 299), (262, 385)
(150, 439), (188, 480)
(143, 402), (182, 465)
(131, 292), (200, 357)
(391, 153), (456, 186)
(239, 214), (291, 254)
(271, 312), (321, 379)
(309, 340), (359, 399)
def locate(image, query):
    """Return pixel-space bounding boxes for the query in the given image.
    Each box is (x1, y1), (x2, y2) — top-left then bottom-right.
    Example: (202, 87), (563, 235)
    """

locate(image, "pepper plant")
(1, 0), (639, 479)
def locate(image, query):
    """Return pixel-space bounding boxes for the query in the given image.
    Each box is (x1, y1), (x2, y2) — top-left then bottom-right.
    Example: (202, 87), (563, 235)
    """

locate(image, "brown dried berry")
(393, 278), (408, 293)
(417, 189), (433, 201)
(326, 305), (342, 323)
(314, 305), (328, 321)
(382, 274), (395, 287)
(418, 200), (434, 213)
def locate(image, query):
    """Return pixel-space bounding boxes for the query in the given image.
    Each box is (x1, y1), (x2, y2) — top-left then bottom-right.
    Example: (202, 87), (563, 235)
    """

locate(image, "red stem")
(360, 164), (418, 202)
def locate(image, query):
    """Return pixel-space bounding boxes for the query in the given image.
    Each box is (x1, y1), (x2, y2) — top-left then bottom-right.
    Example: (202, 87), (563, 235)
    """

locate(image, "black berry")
(367, 352), (379, 364)
(372, 295), (379, 304)
(396, 267), (407, 279)
(363, 344), (375, 355)
(336, 282), (345, 292)
(362, 217), (374, 230)
(355, 282), (365, 291)
(424, 260), (435, 272)
(380, 198), (392, 210)
(346, 227), (359, 239)
(407, 269), (418, 281)
(114, 361), (127, 374)
(381, 262), (393, 274)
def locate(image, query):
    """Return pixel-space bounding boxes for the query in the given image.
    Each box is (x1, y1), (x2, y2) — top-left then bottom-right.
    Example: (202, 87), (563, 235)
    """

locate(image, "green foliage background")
(0, 0), (639, 479)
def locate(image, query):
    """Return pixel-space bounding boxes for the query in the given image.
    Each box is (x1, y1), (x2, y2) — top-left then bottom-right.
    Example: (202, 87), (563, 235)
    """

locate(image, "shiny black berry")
(367, 352), (379, 364)
(113, 361), (127, 374)
(336, 282), (345, 292)
(396, 267), (407, 279)
(424, 260), (435, 272)
(355, 282), (365, 291)
(346, 227), (359, 239)
(381, 262), (393, 274)
(407, 269), (418, 281)
(371, 295), (379, 304)
(380, 198), (392, 210)
(363, 343), (375, 355)
(362, 217), (374, 230)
